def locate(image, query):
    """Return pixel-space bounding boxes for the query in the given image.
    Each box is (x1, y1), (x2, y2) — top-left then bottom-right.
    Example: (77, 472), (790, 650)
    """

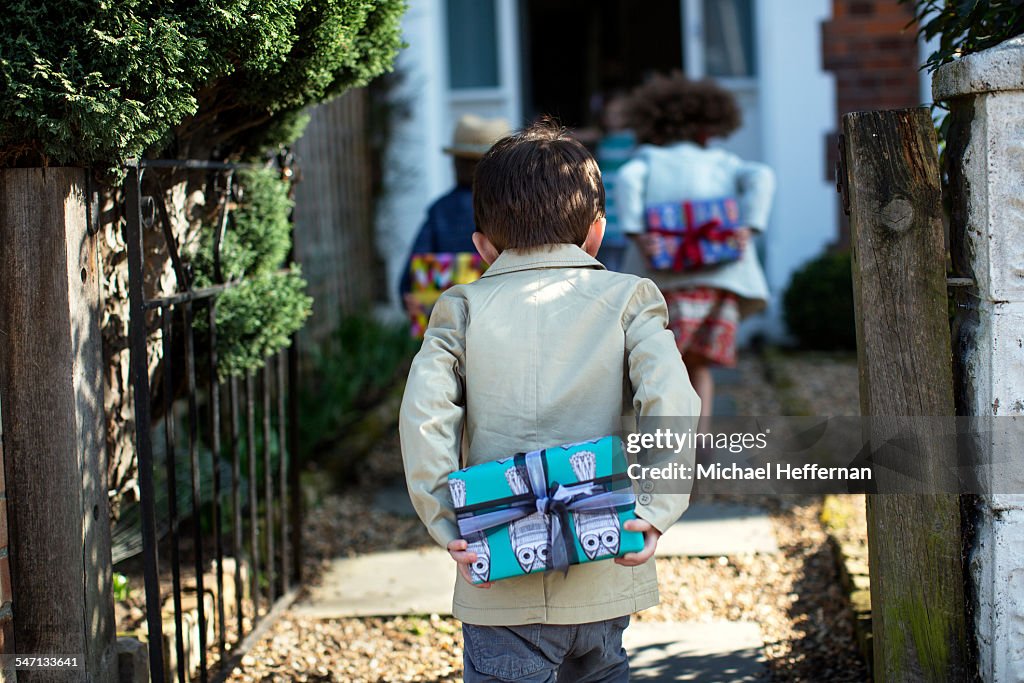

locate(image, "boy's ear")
(582, 216), (606, 257)
(472, 231), (501, 265)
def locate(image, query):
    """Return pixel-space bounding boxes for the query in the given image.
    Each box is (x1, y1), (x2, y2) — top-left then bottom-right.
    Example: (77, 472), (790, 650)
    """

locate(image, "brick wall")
(822, 0), (922, 245)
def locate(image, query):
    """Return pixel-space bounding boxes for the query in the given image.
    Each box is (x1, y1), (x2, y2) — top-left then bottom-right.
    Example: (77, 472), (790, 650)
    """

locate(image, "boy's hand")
(614, 519), (662, 567)
(404, 293), (425, 318)
(637, 233), (667, 259)
(734, 227), (752, 249)
(447, 539), (492, 588)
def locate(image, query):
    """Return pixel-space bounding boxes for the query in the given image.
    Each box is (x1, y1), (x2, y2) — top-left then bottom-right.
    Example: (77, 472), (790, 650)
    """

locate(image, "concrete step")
(710, 367), (743, 387)
(713, 394), (738, 417)
(625, 620), (766, 681)
(293, 548), (454, 618)
(657, 503), (778, 557)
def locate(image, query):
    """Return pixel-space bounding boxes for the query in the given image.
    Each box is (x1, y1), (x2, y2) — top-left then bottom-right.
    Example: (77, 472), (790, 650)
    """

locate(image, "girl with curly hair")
(615, 73), (775, 428)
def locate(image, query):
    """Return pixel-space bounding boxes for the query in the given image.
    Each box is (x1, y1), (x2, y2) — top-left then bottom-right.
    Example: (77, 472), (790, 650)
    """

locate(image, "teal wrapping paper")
(447, 436), (643, 584)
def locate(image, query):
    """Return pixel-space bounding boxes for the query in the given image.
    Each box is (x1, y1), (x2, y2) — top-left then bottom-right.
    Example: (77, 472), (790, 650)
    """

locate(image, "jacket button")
(637, 493), (653, 506)
(640, 481), (655, 493)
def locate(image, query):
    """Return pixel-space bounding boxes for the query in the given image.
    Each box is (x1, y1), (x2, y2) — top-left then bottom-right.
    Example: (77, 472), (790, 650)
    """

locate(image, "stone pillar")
(934, 36), (1024, 682)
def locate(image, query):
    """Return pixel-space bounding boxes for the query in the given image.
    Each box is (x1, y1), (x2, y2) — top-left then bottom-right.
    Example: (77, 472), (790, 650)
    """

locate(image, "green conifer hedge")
(0, 0), (406, 166)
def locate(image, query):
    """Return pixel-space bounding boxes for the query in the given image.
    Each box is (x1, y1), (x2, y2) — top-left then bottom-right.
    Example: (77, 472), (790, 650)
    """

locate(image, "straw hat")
(443, 115), (511, 158)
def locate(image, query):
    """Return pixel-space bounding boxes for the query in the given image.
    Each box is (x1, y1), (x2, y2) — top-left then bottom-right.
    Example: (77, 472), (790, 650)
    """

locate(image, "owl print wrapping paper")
(447, 436), (643, 584)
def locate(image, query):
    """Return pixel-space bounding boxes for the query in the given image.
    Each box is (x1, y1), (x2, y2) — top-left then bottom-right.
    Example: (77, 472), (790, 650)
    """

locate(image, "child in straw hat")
(399, 115), (511, 317)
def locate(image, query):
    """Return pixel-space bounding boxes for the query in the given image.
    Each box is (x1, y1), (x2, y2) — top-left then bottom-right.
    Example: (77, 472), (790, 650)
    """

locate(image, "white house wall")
(378, 0), (452, 304)
(755, 0), (837, 341)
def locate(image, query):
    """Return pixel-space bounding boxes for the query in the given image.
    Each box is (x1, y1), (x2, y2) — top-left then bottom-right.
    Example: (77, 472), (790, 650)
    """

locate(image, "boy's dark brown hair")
(473, 119), (604, 251)
(626, 72), (741, 146)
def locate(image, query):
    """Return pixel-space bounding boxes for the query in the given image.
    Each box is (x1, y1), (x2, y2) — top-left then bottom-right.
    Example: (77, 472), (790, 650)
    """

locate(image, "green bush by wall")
(783, 250), (857, 350)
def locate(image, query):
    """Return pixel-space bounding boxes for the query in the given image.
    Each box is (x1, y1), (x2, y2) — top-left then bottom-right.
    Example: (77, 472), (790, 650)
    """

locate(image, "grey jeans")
(462, 616), (630, 683)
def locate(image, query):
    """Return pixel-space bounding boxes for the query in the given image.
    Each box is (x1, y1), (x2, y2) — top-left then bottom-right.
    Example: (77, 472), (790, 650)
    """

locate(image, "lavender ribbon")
(456, 450), (636, 574)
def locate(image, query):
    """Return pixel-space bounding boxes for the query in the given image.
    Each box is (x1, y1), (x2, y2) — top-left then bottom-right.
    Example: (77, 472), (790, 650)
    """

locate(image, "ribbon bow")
(679, 218), (735, 271)
(456, 450), (635, 575)
(649, 217), (736, 272)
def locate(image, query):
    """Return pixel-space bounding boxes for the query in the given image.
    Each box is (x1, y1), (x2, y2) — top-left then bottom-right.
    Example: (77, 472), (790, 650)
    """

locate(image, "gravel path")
(222, 351), (869, 682)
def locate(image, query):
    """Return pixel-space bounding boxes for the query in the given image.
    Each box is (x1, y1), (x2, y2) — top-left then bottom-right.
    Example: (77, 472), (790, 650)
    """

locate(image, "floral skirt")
(663, 287), (740, 367)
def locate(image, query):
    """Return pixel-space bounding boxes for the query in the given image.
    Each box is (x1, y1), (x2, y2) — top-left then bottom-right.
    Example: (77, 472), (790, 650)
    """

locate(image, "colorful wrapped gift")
(644, 196), (744, 272)
(447, 436), (643, 584)
(408, 252), (486, 337)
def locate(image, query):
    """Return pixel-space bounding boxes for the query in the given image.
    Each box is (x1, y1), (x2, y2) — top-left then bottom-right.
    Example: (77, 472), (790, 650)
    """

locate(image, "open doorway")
(521, 0), (683, 127)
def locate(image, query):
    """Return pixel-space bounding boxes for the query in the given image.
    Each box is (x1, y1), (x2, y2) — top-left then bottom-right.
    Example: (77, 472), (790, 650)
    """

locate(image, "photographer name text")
(627, 462), (872, 481)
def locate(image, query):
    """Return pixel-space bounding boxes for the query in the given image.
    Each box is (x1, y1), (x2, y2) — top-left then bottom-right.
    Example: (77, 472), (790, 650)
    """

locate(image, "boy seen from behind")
(400, 120), (700, 683)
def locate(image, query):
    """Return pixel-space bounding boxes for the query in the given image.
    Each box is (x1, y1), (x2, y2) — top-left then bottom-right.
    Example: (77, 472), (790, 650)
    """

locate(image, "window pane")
(703, 0), (757, 77)
(447, 0), (500, 89)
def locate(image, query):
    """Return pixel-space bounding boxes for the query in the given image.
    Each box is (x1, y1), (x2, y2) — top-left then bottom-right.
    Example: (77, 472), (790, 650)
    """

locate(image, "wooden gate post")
(934, 37), (1024, 683)
(0, 168), (116, 682)
(842, 107), (969, 680)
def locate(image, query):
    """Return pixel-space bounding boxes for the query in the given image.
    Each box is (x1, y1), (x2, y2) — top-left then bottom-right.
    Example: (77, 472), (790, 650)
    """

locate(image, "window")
(446, 0), (500, 89)
(703, 0), (757, 78)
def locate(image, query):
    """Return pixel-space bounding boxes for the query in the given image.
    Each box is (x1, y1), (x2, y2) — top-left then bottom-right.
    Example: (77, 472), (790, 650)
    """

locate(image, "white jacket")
(615, 141), (775, 316)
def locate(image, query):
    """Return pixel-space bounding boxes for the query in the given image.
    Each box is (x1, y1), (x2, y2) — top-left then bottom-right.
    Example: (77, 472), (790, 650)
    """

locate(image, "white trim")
(682, 0), (704, 79)
(715, 76), (759, 91)
(752, 0), (770, 157)
(443, 0), (522, 126)
(448, 88), (513, 102)
(498, 0), (523, 124)
(437, 0), (452, 95)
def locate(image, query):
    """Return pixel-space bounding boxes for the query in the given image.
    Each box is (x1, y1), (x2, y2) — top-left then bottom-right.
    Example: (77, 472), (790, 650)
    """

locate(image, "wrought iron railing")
(124, 160), (302, 683)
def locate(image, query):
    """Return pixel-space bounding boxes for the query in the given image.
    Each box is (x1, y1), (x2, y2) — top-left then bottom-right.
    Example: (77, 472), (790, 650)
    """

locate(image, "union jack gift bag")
(407, 252), (486, 337)
(643, 196), (744, 272)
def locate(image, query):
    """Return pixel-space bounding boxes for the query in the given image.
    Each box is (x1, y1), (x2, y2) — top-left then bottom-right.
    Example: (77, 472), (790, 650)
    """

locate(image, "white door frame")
(680, 0), (763, 158)
(442, 0), (523, 129)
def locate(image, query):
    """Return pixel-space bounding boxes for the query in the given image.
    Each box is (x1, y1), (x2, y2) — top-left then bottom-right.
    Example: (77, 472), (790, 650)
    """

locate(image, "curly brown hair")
(626, 73), (741, 146)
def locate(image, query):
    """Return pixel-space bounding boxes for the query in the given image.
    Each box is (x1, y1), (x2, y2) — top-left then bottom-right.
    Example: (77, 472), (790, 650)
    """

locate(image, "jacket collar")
(480, 243), (606, 278)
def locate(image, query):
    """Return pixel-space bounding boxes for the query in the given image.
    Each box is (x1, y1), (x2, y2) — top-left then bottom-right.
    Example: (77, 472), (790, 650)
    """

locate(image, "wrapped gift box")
(408, 252), (486, 337)
(447, 436), (643, 584)
(643, 196), (744, 272)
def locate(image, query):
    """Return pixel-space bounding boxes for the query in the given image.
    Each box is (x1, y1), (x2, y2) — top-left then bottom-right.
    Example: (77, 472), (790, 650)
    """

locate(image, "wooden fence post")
(0, 168), (116, 682)
(842, 107), (969, 680)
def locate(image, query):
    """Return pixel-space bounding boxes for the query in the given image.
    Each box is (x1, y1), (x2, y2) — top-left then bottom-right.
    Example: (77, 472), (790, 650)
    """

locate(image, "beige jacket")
(399, 243), (700, 625)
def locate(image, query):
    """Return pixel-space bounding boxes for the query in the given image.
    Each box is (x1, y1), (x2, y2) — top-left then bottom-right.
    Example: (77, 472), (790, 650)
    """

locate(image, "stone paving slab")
(713, 394), (738, 416)
(293, 548), (454, 618)
(711, 366), (743, 387)
(656, 503), (778, 557)
(625, 621), (766, 681)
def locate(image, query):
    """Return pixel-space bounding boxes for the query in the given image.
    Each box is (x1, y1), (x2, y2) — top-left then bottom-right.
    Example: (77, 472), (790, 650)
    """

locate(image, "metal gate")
(124, 160), (302, 683)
